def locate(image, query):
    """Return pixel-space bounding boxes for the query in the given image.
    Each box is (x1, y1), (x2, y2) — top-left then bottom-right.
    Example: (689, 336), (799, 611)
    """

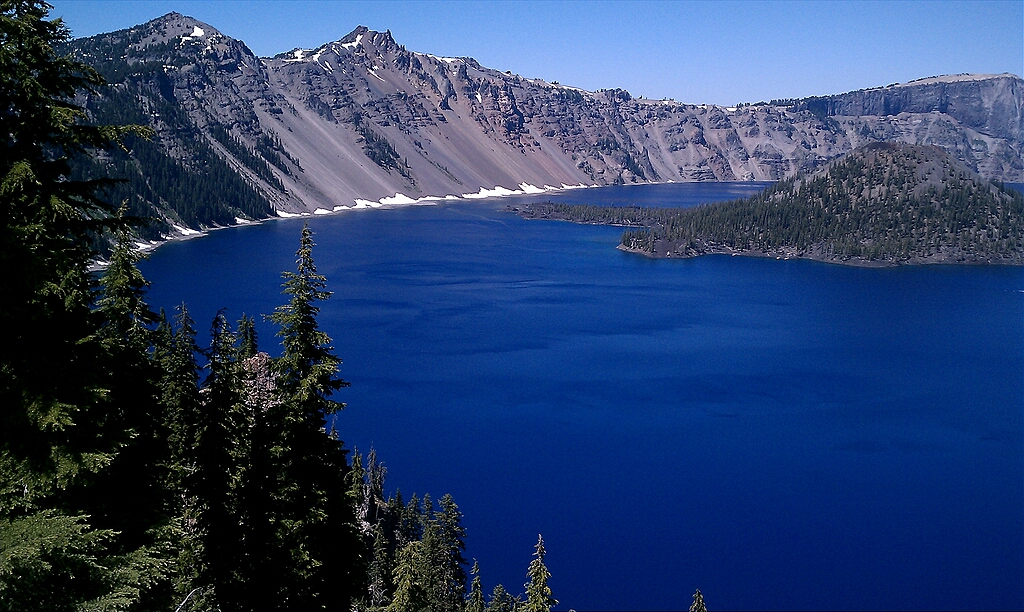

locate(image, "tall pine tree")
(523, 535), (556, 612)
(237, 223), (365, 611)
(0, 3), (168, 608)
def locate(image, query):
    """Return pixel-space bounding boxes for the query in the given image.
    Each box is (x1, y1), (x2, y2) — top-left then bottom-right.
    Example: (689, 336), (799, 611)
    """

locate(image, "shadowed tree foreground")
(0, 3), (714, 610)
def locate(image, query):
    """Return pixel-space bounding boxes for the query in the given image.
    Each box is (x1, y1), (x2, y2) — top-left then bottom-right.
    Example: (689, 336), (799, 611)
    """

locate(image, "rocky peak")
(129, 12), (224, 49)
(338, 25), (369, 45)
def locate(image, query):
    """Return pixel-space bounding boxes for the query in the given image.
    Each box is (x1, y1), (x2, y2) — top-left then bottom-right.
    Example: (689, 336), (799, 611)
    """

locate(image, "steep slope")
(66, 13), (1024, 235)
(68, 14), (299, 238)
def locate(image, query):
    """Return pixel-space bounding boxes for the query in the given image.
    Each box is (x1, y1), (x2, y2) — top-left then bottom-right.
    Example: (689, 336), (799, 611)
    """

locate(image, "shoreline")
(615, 243), (1024, 267)
(94, 180), (603, 267)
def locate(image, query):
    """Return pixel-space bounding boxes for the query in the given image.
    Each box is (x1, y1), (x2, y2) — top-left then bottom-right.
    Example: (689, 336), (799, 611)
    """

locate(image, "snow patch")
(369, 69), (386, 82)
(234, 217), (254, 225)
(462, 185), (521, 199)
(518, 183), (545, 194)
(181, 26), (205, 41)
(277, 210), (303, 218)
(333, 205), (351, 211)
(475, 92), (483, 103)
(313, 208), (332, 215)
(341, 33), (363, 50)
(380, 193), (417, 206)
(172, 224), (202, 236)
(425, 54), (460, 64)
(353, 199), (375, 208)
(309, 49), (333, 72)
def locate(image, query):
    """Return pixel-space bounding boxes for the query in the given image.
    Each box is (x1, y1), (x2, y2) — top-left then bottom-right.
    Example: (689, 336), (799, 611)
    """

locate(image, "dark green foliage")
(0, 510), (168, 612)
(63, 27), (279, 236)
(146, 232), (368, 612)
(344, 457), (481, 612)
(193, 312), (247, 607)
(232, 222), (365, 611)
(354, 114), (413, 180)
(155, 306), (206, 603)
(0, 2), (172, 608)
(523, 535), (556, 612)
(368, 523), (394, 608)
(208, 124), (286, 191)
(466, 561), (485, 612)
(689, 589), (707, 612)
(428, 494), (469, 612)
(74, 84), (274, 235)
(520, 144), (1024, 265)
(386, 540), (431, 612)
(485, 584), (519, 612)
(237, 313), (258, 360)
(270, 223), (350, 410)
(255, 130), (301, 175)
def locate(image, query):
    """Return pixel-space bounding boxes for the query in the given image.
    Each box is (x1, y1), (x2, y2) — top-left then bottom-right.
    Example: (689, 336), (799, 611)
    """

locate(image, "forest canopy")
(0, 3), (562, 611)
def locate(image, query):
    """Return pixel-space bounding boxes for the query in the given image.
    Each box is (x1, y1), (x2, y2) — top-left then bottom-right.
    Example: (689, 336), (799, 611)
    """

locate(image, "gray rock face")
(71, 14), (1024, 222)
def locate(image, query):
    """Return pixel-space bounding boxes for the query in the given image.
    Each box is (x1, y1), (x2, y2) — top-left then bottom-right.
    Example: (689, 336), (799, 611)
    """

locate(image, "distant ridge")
(65, 13), (1024, 237)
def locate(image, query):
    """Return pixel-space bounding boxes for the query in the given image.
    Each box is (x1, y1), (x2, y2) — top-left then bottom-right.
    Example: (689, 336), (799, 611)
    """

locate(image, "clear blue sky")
(49, 0), (1023, 105)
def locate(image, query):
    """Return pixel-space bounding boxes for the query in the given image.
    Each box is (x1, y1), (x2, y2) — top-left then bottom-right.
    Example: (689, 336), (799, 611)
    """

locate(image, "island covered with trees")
(513, 142), (1024, 266)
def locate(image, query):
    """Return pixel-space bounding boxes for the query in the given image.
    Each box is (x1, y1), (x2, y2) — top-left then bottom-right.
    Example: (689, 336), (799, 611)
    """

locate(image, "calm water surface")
(140, 183), (1023, 611)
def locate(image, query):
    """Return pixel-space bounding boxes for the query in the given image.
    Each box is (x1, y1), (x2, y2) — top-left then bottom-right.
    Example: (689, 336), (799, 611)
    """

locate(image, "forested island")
(513, 143), (1024, 266)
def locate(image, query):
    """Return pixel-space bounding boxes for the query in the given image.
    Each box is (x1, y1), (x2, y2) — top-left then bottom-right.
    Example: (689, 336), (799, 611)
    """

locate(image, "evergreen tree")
(398, 493), (424, 546)
(387, 541), (430, 612)
(429, 494), (469, 612)
(466, 561), (485, 612)
(157, 306), (207, 606)
(367, 522), (395, 609)
(523, 535), (556, 612)
(195, 312), (247, 608)
(0, 3), (167, 608)
(688, 589), (706, 612)
(358, 448), (388, 534)
(237, 314), (258, 360)
(485, 584), (518, 612)
(235, 223), (364, 611)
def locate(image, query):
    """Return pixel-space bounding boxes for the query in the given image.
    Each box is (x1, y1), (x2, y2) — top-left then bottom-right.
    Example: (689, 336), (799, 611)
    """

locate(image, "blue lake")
(140, 183), (1023, 611)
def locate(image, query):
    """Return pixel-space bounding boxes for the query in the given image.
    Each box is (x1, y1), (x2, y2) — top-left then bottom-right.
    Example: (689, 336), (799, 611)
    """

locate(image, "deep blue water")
(140, 184), (1023, 611)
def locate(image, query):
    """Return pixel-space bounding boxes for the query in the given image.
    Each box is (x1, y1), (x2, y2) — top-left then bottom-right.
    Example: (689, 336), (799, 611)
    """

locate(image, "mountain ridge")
(66, 13), (1024, 236)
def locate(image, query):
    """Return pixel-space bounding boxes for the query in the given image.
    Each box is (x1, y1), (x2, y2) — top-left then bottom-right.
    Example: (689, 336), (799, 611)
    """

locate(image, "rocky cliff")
(68, 13), (1024, 232)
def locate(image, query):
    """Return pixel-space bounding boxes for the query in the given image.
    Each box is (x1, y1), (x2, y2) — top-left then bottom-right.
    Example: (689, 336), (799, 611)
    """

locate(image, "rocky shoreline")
(615, 242), (1024, 267)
